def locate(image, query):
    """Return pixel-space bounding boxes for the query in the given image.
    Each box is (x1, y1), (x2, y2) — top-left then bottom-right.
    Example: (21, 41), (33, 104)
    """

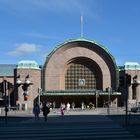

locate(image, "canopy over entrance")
(43, 90), (121, 96)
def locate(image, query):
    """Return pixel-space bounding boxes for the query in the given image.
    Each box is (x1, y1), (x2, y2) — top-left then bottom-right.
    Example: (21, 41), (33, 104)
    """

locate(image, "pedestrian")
(66, 102), (70, 113)
(61, 107), (64, 116)
(53, 101), (56, 109)
(81, 101), (84, 110)
(17, 103), (20, 110)
(72, 102), (75, 110)
(42, 103), (50, 121)
(60, 103), (65, 116)
(33, 103), (40, 120)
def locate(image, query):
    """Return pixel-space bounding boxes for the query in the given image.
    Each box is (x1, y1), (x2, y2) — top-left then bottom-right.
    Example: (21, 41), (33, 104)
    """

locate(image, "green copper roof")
(0, 64), (16, 76)
(17, 60), (40, 70)
(44, 38), (118, 70)
(48, 38), (111, 57)
(124, 62), (140, 70)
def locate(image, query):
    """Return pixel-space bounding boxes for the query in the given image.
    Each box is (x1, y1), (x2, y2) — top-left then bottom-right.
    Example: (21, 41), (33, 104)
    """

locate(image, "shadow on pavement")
(108, 114), (140, 139)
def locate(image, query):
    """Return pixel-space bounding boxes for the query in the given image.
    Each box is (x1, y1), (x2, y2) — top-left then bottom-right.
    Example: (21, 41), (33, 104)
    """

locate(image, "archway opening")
(65, 57), (102, 90)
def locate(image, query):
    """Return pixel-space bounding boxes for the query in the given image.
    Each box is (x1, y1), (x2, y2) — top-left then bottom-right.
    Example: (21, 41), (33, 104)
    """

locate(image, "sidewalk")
(0, 107), (126, 117)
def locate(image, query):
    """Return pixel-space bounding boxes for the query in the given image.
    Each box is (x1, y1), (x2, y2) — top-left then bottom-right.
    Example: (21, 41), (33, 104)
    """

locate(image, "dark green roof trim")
(44, 38), (118, 70)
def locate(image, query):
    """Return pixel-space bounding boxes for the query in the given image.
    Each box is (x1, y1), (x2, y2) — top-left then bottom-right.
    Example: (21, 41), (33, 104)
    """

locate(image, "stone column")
(18, 86), (23, 110)
(128, 85), (133, 101)
(136, 84), (140, 102)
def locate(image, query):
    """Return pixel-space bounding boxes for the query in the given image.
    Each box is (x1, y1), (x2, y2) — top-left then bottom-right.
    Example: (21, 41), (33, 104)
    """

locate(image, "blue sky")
(0, 0), (140, 66)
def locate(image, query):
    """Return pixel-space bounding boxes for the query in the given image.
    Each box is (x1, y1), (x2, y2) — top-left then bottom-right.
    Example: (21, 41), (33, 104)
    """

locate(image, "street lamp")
(95, 90), (99, 108)
(16, 74), (32, 101)
(16, 74), (32, 111)
(38, 87), (42, 106)
(3, 79), (8, 123)
(23, 75), (31, 101)
(25, 75), (31, 85)
(16, 79), (22, 85)
(16, 74), (22, 86)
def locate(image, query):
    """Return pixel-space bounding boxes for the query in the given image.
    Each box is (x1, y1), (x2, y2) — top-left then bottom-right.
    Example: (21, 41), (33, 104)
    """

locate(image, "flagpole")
(80, 15), (83, 38)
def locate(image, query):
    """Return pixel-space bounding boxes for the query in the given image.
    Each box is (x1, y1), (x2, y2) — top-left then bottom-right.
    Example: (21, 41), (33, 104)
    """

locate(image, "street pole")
(125, 74), (130, 126)
(38, 88), (42, 106)
(125, 89), (128, 126)
(38, 89), (40, 106)
(125, 79), (128, 126)
(107, 87), (111, 115)
(8, 89), (10, 111)
(4, 80), (8, 124)
(95, 91), (97, 108)
(96, 91), (98, 108)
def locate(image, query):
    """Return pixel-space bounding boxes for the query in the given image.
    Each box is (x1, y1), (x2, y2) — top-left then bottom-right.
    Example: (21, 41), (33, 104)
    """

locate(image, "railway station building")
(0, 38), (139, 110)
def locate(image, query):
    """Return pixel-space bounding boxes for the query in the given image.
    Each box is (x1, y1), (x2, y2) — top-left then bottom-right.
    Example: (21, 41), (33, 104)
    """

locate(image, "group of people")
(33, 101), (77, 119)
(60, 102), (76, 115)
(60, 102), (70, 116)
(33, 103), (50, 121)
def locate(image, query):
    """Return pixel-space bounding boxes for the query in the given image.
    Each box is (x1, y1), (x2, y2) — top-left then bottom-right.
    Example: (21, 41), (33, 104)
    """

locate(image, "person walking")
(42, 103), (50, 121)
(81, 101), (84, 110)
(33, 103), (40, 120)
(66, 102), (70, 113)
(53, 101), (56, 109)
(72, 102), (75, 110)
(60, 103), (65, 116)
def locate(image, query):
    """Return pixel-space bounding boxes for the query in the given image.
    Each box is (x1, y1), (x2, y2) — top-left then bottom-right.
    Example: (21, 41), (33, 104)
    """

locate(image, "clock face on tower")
(79, 79), (85, 86)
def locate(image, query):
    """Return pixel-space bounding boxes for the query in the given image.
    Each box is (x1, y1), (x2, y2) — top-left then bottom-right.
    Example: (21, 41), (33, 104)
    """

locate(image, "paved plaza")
(0, 107), (140, 140)
(0, 107), (126, 117)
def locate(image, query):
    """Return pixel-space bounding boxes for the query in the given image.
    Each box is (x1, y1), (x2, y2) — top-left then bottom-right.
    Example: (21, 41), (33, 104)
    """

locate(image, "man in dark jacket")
(42, 103), (50, 121)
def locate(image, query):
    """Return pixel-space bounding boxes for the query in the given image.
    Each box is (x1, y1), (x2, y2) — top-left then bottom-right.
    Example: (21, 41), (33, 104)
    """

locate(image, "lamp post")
(16, 76), (22, 110)
(125, 74), (131, 126)
(38, 87), (42, 106)
(16, 74), (32, 110)
(25, 76), (31, 85)
(8, 89), (10, 111)
(16, 79), (22, 85)
(107, 87), (112, 115)
(23, 75), (31, 101)
(3, 79), (8, 123)
(95, 91), (98, 108)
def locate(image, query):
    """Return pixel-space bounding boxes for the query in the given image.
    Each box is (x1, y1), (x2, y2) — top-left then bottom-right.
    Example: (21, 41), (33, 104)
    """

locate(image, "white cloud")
(8, 43), (41, 56)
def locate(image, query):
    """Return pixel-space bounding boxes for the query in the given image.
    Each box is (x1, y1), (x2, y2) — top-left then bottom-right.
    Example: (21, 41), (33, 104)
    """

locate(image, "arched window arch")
(65, 57), (102, 90)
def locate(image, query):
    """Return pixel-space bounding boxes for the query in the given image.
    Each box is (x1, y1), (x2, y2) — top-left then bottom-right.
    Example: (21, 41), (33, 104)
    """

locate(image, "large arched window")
(65, 57), (102, 90)
(65, 63), (96, 89)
